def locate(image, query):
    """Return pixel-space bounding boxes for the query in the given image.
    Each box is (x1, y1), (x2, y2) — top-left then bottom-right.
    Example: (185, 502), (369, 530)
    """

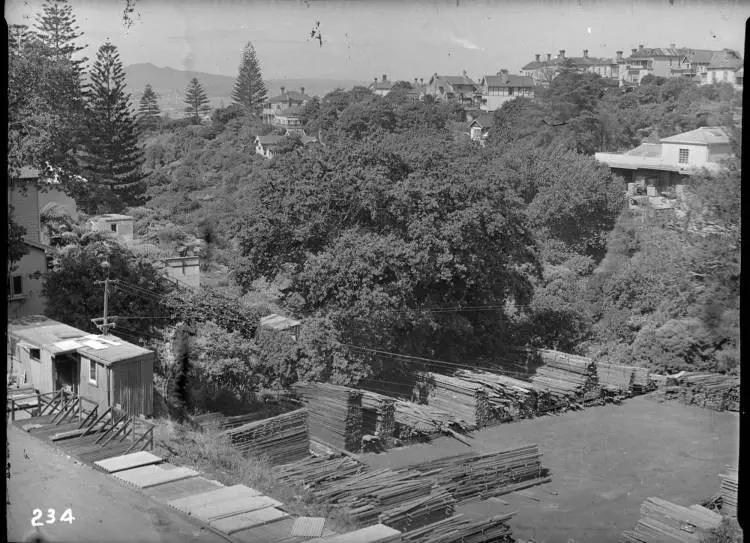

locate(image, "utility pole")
(92, 261), (118, 335)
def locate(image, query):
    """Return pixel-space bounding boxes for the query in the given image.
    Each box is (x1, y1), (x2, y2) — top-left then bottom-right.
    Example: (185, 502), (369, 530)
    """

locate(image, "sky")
(5, 0), (749, 82)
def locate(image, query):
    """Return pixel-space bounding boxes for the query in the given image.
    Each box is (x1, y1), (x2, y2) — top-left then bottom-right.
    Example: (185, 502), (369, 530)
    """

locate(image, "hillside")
(124, 63), (365, 114)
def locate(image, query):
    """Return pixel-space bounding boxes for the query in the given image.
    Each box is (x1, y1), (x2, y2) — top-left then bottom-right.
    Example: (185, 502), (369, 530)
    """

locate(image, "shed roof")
(257, 135), (286, 146)
(260, 313), (302, 331)
(660, 127), (729, 145)
(91, 213), (134, 222)
(9, 316), (88, 349)
(467, 113), (494, 129)
(482, 73), (535, 88)
(626, 143), (662, 157)
(78, 334), (153, 366)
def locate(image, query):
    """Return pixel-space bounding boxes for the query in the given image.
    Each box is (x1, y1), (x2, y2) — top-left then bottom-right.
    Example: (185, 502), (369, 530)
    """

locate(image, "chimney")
(382, 74), (387, 82)
(559, 49), (565, 58)
(535, 54), (540, 62)
(547, 53), (552, 61)
(420, 78), (423, 84)
(462, 69), (468, 78)
(280, 86), (285, 95)
(616, 50), (623, 60)
(374, 77), (378, 82)
(414, 78), (418, 84)
(632, 48), (637, 55)
(583, 49), (589, 58)
(669, 43), (676, 49)
(301, 86), (305, 95)
(638, 44), (644, 49)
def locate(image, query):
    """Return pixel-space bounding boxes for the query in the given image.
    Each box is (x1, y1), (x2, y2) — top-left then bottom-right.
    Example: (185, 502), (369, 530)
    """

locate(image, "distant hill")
(124, 63), (366, 115)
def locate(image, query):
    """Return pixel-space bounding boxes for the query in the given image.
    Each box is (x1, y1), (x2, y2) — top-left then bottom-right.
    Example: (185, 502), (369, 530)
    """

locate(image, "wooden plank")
(94, 451), (163, 473)
(209, 507), (290, 535)
(167, 485), (262, 515)
(190, 495), (283, 523)
(317, 524), (401, 543)
(112, 464), (198, 489)
(231, 518), (297, 543)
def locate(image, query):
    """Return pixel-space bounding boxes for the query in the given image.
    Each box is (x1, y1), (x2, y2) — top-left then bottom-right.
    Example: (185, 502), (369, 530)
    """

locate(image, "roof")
(431, 74), (475, 88)
(24, 239), (49, 252)
(468, 113), (494, 129)
(659, 127), (730, 145)
(256, 135), (286, 146)
(91, 213), (133, 222)
(628, 47), (685, 59)
(277, 105), (304, 117)
(370, 80), (393, 91)
(522, 56), (617, 70)
(482, 73), (535, 88)
(707, 49), (743, 70)
(267, 91), (311, 104)
(8, 316), (153, 364)
(682, 49), (715, 64)
(260, 313), (301, 331)
(626, 143), (662, 158)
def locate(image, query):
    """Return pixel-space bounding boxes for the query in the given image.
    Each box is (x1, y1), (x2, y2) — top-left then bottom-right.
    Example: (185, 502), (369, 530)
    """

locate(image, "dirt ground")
(6, 425), (230, 543)
(362, 394), (739, 543)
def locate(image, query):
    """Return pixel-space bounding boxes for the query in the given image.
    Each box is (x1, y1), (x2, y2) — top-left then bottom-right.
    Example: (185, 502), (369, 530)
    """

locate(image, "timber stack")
(378, 487), (456, 532)
(597, 362), (636, 403)
(620, 497), (723, 543)
(293, 382), (364, 452)
(415, 372), (492, 428)
(382, 513), (517, 543)
(219, 408), (309, 465)
(393, 399), (472, 442)
(673, 373), (740, 412)
(631, 366), (654, 394)
(361, 390), (396, 450)
(455, 370), (539, 422)
(527, 349), (600, 409)
(273, 453), (365, 488)
(719, 468), (738, 518)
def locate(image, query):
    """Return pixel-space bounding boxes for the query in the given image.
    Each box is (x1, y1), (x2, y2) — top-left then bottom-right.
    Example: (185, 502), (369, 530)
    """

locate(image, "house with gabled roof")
(425, 72), (477, 106)
(478, 70), (535, 111)
(369, 74), (394, 96)
(704, 49), (743, 88)
(618, 44), (689, 86)
(262, 86), (313, 124)
(522, 50), (619, 87)
(466, 113), (494, 143)
(255, 132), (318, 159)
(673, 49), (715, 82)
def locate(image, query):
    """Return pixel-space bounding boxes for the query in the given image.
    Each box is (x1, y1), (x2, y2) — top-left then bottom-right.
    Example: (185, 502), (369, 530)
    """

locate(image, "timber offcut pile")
(620, 497), (723, 543)
(719, 468), (738, 518)
(393, 400), (473, 442)
(361, 390), (396, 450)
(293, 382), (364, 452)
(381, 513), (516, 543)
(409, 445), (551, 505)
(668, 373), (740, 412)
(455, 370), (539, 422)
(415, 372), (492, 428)
(527, 349), (600, 410)
(597, 362), (636, 403)
(219, 408), (309, 465)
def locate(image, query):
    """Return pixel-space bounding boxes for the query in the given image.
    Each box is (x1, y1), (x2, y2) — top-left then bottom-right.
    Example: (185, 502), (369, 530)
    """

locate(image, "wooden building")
(7, 315), (154, 416)
(258, 314), (302, 341)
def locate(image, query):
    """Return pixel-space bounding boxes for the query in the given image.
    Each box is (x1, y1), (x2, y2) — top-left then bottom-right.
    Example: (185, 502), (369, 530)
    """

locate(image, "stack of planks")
(719, 468), (738, 518)
(293, 382), (364, 452)
(631, 367), (654, 394)
(378, 487), (456, 532)
(218, 408), (309, 465)
(361, 391), (396, 450)
(597, 362), (636, 403)
(455, 370), (539, 422)
(393, 400), (473, 442)
(381, 513), (516, 543)
(409, 445), (551, 505)
(620, 497), (723, 543)
(273, 453), (366, 488)
(528, 349), (600, 409)
(676, 373), (740, 412)
(415, 372), (492, 428)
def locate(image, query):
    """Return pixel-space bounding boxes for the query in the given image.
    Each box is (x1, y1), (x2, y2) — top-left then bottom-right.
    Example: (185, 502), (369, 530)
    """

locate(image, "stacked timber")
(677, 374), (740, 412)
(597, 363), (636, 403)
(409, 445), (551, 505)
(631, 367), (654, 394)
(415, 372), (492, 428)
(219, 408), (309, 465)
(527, 349), (600, 409)
(719, 468), (738, 518)
(382, 513), (516, 543)
(393, 400), (473, 442)
(361, 391), (396, 450)
(455, 370), (539, 422)
(378, 488), (456, 532)
(621, 498), (723, 542)
(273, 453), (366, 488)
(293, 382), (364, 452)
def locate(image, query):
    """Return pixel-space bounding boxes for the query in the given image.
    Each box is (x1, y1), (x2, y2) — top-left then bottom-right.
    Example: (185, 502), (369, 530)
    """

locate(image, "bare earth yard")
(362, 395), (739, 543)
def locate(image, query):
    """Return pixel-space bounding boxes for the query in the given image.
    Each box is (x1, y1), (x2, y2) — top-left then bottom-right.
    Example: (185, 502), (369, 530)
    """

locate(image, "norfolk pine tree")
(232, 42), (267, 114)
(138, 83), (161, 129)
(184, 77), (211, 122)
(82, 41), (144, 210)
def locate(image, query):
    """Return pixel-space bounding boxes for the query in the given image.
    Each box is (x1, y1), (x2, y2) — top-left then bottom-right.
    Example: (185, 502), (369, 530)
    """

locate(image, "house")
(406, 78), (427, 101)
(7, 315), (155, 416)
(370, 74), (394, 96)
(618, 45), (688, 86)
(673, 49), (715, 82)
(704, 49), (743, 88)
(425, 72), (477, 106)
(255, 133), (317, 159)
(261, 86), (312, 124)
(88, 214), (135, 241)
(273, 105), (305, 130)
(466, 113), (494, 143)
(522, 50), (619, 87)
(478, 70), (535, 111)
(258, 314), (302, 341)
(8, 241), (50, 319)
(163, 256), (200, 289)
(594, 127), (732, 207)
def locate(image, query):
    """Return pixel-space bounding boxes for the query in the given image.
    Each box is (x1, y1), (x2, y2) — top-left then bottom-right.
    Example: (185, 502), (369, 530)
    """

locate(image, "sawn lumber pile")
(272, 453), (366, 488)
(219, 408), (309, 465)
(620, 497), (723, 543)
(415, 372), (492, 429)
(719, 468), (738, 518)
(527, 349), (600, 409)
(292, 382), (364, 452)
(381, 513), (516, 543)
(597, 362), (636, 403)
(454, 370), (539, 422)
(671, 373), (740, 412)
(631, 367), (655, 394)
(378, 488), (456, 532)
(393, 399), (473, 442)
(361, 390), (396, 450)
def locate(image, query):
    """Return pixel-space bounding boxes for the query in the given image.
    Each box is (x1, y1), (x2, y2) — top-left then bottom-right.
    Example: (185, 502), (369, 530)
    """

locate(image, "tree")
(231, 42), (267, 114)
(8, 206), (29, 277)
(137, 83), (161, 129)
(33, 0), (87, 65)
(82, 41), (144, 210)
(184, 77), (211, 122)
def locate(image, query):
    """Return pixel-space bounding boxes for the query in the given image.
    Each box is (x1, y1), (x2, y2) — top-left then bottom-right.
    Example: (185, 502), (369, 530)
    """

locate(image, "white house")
(704, 49), (743, 89)
(369, 74), (394, 96)
(88, 214), (135, 241)
(477, 71), (535, 111)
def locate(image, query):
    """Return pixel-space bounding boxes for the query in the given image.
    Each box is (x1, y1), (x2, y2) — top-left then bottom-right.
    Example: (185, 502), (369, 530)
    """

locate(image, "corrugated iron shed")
(260, 314), (302, 331)
(290, 517), (326, 537)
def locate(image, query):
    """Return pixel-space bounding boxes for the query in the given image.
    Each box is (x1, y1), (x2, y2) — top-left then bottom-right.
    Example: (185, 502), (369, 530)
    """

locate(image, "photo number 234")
(31, 508), (75, 526)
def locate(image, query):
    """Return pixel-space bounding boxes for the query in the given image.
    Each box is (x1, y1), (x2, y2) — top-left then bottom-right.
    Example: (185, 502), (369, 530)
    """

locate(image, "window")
(723, 71), (728, 80)
(110, 223), (117, 232)
(88, 359), (97, 385)
(7, 275), (23, 299)
(679, 148), (689, 164)
(30, 348), (41, 361)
